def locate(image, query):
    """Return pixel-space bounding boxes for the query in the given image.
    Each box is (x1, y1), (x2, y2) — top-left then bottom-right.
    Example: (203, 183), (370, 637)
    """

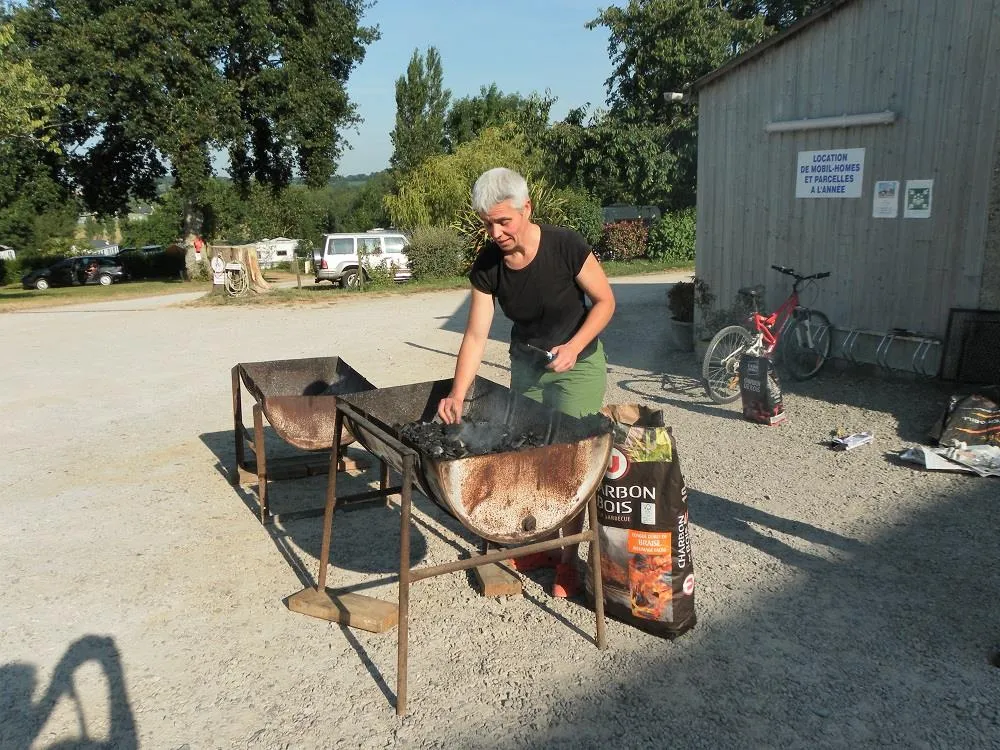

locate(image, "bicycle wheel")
(781, 309), (832, 380)
(702, 325), (754, 404)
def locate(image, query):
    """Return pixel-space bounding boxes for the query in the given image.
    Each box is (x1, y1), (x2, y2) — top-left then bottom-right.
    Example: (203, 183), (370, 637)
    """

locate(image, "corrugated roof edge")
(690, 0), (858, 93)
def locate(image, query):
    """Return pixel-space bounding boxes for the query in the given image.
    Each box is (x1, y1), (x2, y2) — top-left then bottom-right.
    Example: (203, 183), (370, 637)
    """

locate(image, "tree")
(586, 0), (769, 206)
(544, 107), (678, 208)
(384, 124), (542, 230)
(12, 0), (378, 228)
(0, 146), (77, 253)
(724, 0), (829, 30)
(389, 47), (451, 175)
(343, 171), (394, 232)
(445, 85), (555, 152)
(0, 23), (66, 151)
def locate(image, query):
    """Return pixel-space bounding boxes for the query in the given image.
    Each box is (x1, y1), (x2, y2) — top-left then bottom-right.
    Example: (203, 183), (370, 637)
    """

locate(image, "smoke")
(454, 421), (511, 454)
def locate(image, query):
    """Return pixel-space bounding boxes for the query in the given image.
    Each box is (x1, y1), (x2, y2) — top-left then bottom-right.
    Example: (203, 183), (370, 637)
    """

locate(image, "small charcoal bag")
(739, 354), (786, 426)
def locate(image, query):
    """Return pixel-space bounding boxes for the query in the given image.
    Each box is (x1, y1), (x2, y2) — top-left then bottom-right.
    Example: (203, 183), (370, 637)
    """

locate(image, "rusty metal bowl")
(340, 377), (613, 544)
(238, 357), (375, 451)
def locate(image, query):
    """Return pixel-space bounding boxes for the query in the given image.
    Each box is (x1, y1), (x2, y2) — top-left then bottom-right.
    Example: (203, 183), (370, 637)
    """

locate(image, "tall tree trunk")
(182, 199), (205, 279)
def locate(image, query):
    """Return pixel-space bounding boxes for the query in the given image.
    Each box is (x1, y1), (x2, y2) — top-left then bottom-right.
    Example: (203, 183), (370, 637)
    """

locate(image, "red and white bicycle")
(701, 265), (833, 404)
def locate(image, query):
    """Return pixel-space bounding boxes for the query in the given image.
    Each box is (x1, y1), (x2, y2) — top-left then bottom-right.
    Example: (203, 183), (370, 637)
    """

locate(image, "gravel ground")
(2, 273), (999, 749)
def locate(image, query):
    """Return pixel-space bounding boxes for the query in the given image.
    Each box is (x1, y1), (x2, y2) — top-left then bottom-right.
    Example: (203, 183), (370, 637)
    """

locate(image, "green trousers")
(509, 340), (607, 418)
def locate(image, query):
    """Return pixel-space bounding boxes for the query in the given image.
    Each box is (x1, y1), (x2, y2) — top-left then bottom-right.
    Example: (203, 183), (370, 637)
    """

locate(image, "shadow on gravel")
(777, 367), (955, 443)
(0, 635), (137, 749)
(479, 478), (1000, 749)
(614, 372), (746, 422)
(199, 429), (442, 577)
(691, 490), (866, 571)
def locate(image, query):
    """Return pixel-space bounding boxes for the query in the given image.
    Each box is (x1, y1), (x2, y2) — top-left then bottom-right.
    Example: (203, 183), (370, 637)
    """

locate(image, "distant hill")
(330, 171), (383, 188)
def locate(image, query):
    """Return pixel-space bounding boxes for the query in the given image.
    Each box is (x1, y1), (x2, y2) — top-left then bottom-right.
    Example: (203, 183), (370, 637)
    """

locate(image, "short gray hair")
(471, 168), (530, 214)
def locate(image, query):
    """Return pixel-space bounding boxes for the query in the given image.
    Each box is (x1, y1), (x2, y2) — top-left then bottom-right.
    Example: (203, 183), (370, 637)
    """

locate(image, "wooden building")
(692, 0), (1000, 375)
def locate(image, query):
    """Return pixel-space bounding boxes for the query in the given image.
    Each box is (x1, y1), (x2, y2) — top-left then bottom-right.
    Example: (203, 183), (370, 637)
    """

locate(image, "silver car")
(313, 231), (412, 288)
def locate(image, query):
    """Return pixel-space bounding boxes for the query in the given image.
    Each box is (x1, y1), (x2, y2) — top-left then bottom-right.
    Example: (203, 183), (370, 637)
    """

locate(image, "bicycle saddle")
(738, 284), (766, 298)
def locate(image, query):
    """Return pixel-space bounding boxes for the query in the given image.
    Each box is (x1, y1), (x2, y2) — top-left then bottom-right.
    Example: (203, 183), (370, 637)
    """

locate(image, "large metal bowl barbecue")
(339, 377), (613, 544)
(238, 356), (375, 450)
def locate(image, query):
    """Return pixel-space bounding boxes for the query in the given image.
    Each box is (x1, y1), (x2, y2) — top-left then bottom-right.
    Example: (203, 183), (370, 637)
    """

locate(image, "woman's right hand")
(437, 395), (464, 424)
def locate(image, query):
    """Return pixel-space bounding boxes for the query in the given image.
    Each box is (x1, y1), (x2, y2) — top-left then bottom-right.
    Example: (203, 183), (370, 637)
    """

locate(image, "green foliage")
(13, 0), (378, 216)
(355, 242), (395, 290)
(647, 208), (696, 262)
(544, 108), (680, 208)
(667, 280), (694, 322)
(585, 0), (771, 208)
(403, 226), (466, 280)
(725, 0), (829, 30)
(385, 124), (542, 230)
(0, 23), (66, 152)
(342, 171), (394, 232)
(120, 194), (184, 249)
(0, 140), (77, 253)
(554, 188), (604, 247)
(390, 47), (451, 176)
(600, 220), (648, 262)
(0, 257), (21, 285)
(445, 85), (555, 153)
(116, 246), (186, 280)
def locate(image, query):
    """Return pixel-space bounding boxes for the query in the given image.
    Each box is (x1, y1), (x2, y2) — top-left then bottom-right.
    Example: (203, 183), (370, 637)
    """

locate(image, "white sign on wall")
(872, 180), (899, 218)
(796, 148), (865, 198)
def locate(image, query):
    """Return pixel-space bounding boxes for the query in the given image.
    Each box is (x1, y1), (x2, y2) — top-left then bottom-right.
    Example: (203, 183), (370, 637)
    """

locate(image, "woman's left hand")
(547, 344), (580, 373)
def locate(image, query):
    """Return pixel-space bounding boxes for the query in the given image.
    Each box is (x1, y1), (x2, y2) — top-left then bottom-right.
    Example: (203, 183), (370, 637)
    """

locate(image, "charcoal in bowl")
(398, 419), (547, 459)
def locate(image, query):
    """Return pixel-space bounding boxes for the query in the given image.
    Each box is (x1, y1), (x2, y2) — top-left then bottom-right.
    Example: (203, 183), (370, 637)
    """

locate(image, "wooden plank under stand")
(287, 587), (398, 633)
(474, 538), (522, 597)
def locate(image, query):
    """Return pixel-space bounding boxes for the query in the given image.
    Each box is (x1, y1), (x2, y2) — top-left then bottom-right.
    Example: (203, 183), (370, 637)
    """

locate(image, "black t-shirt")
(469, 224), (594, 352)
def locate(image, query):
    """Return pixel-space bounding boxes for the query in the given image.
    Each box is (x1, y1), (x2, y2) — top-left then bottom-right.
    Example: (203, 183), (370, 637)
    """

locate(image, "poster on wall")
(904, 180), (933, 219)
(872, 180), (899, 218)
(796, 148), (865, 198)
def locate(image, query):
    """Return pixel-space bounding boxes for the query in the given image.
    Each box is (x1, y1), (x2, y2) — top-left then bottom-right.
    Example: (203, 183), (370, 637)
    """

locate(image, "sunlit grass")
(0, 260), (692, 310)
(0, 279), (210, 312)
(194, 259), (693, 306)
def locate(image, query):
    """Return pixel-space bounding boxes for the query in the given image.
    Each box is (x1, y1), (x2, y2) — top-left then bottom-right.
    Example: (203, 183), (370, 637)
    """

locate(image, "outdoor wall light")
(764, 110), (896, 133)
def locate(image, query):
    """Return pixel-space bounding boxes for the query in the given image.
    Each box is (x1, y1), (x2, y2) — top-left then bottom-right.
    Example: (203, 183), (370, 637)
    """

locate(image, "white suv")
(313, 231), (412, 288)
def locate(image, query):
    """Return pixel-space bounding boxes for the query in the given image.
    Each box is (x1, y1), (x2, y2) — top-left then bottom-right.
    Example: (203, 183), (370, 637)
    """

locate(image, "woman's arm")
(549, 253), (616, 373)
(438, 286), (496, 423)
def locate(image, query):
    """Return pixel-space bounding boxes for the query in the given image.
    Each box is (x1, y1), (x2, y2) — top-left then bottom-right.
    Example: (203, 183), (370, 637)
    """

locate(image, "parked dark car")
(21, 256), (128, 290)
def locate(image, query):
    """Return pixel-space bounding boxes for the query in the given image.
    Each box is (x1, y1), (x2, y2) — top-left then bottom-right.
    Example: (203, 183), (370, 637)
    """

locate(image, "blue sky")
(335, 0), (614, 175)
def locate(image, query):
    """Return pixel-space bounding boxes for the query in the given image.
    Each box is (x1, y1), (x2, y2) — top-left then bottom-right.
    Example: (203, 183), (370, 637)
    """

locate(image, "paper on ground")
(899, 445), (1000, 477)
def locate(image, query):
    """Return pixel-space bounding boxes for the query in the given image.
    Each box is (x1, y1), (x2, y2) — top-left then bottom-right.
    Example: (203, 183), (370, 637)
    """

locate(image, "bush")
(0, 257), (22, 286)
(599, 220), (648, 262)
(4, 251), (69, 284)
(647, 208), (696, 262)
(667, 281), (694, 322)
(556, 188), (604, 248)
(356, 243), (396, 289)
(188, 258), (211, 282)
(404, 226), (468, 280)
(117, 246), (186, 280)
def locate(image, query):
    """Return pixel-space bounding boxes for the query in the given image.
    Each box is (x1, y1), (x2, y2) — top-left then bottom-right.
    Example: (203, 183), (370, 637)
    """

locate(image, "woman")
(437, 167), (616, 597)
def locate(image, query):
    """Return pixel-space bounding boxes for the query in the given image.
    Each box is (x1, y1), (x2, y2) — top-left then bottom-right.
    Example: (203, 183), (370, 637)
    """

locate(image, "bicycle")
(701, 265), (833, 404)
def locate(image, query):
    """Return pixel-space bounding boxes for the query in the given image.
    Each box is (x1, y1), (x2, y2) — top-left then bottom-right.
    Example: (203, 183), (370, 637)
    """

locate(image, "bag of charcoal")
(585, 404), (696, 638)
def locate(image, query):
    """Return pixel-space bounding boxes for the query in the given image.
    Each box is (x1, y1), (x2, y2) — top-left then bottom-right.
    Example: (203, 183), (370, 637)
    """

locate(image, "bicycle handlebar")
(771, 264), (831, 283)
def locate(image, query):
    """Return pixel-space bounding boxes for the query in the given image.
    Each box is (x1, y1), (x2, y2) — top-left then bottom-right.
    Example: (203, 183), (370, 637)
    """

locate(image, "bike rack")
(842, 327), (941, 377)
